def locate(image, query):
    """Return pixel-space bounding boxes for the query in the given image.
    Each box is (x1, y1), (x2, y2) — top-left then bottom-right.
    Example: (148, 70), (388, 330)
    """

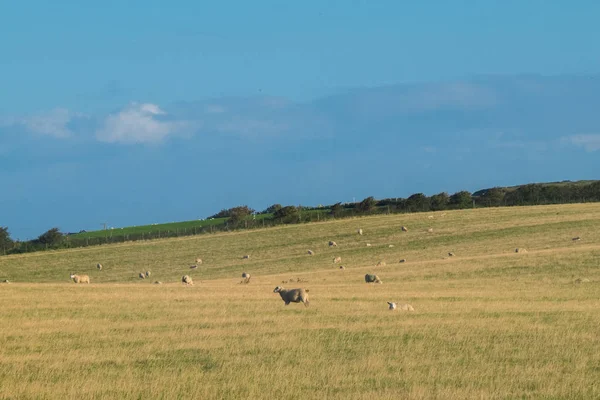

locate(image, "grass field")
(1, 203), (599, 399)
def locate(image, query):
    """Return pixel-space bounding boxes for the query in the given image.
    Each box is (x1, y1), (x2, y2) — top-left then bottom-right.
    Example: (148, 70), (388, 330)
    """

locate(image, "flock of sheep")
(66, 223), (587, 311)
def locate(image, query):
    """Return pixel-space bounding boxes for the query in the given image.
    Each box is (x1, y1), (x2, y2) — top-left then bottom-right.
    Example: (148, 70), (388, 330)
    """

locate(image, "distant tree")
(330, 202), (343, 217)
(227, 206), (255, 224)
(36, 227), (63, 246)
(263, 204), (282, 214)
(0, 226), (13, 253)
(430, 192), (449, 211)
(405, 193), (430, 212)
(479, 187), (505, 207)
(273, 206), (299, 223)
(449, 191), (473, 209)
(357, 196), (376, 213)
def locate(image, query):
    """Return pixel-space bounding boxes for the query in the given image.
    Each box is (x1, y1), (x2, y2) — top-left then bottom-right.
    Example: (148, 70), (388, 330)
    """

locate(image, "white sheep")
(307, 250), (315, 255)
(387, 302), (397, 310)
(339, 265), (345, 270)
(241, 272), (251, 284)
(357, 229), (363, 235)
(242, 255), (251, 259)
(70, 273), (90, 284)
(153, 281), (163, 285)
(139, 273), (146, 279)
(427, 228), (434, 233)
(195, 258), (203, 264)
(328, 241), (337, 247)
(273, 286), (310, 307)
(515, 248), (527, 253)
(398, 304), (415, 311)
(399, 259), (407, 263)
(333, 256), (342, 264)
(182, 275), (194, 285)
(145, 271), (151, 278)
(96, 263), (103, 271)
(448, 252), (455, 257)
(401, 226), (408, 232)
(572, 237), (581, 241)
(388, 244), (394, 248)
(3, 279), (10, 284)
(366, 243), (372, 247)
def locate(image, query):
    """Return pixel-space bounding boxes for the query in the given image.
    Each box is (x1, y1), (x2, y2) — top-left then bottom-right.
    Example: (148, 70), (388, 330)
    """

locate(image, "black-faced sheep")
(328, 241), (337, 247)
(365, 274), (382, 284)
(96, 263), (103, 271)
(273, 286), (309, 307)
(241, 272), (251, 284)
(182, 275), (194, 285)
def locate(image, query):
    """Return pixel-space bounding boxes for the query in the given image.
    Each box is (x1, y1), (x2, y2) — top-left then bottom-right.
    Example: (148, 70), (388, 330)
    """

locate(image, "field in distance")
(0, 203), (599, 399)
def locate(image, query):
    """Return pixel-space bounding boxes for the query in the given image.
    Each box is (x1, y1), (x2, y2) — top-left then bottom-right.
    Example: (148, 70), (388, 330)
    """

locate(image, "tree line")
(2, 180), (599, 256)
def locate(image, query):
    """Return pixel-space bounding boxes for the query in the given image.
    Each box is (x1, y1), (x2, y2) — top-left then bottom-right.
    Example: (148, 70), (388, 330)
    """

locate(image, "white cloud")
(1, 108), (80, 138)
(566, 134), (600, 152)
(96, 103), (188, 144)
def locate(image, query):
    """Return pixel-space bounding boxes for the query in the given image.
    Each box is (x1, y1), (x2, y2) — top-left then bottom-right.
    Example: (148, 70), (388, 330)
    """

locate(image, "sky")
(1, 1), (600, 239)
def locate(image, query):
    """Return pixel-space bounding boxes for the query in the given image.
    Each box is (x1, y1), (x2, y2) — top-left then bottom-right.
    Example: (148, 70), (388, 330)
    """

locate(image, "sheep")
(333, 256), (342, 264)
(3, 279), (10, 284)
(70, 273), (90, 284)
(376, 261), (386, 267)
(96, 263), (103, 271)
(387, 302), (397, 310)
(241, 272), (251, 284)
(398, 304), (415, 311)
(427, 228), (434, 233)
(515, 248), (527, 253)
(182, 275), (194, 285)
(427, 215), (434, 219)
(388, 244), (394, 248)
(190, 265), (198, 269)
(328, 241), (337, 247)
(195, 258), (203, 264)
(572, 237), (581, 241)
(401, 226), (408, 232)
(145, 271), (151, 278)
(399, 259), (407, 263)
(366, 243), (372, 247)
(574, 278), (590, 284)
(357, 229), (363, 235)
(242, 255), (251, 259)
(273, 286), (309, 307)
(365, 274), (382, 284)
(448, 252), (455, 257)
(153, 281), (163, 285)
(139, 273), (146, 279)
(339, 265), (345, 270)
(307, 250), (315, 255)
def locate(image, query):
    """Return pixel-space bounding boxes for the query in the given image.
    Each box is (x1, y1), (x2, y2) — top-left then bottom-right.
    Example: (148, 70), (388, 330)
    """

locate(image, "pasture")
(1, 204), (599, 399)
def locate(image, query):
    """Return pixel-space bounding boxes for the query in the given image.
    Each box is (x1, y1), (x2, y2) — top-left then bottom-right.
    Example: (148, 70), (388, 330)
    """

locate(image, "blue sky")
(1, 1), (600, 239)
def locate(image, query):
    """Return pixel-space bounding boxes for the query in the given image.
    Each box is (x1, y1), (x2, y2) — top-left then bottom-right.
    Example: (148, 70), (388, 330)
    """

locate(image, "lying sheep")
(329, 241), (337, 247)
(398, 304), (415, 311)
(273, 286), (310, 307)
(401, 226), (408, 232)
(399, 259), (407, 263)
(333, 256), (342, 263)
(182, 275), (194, 285)
(96, 263), (103, 271)
(365, 274), (382, 284)
(515, 248), (527, 253)
(139, 273), (146, 279)
(427, 228), (434, 233)
(145, 271), (151, 278)
(195, 258), (203, 264)
(366, 243), (372, 247)
(357, 229), (363, 235)
(153, 281), (163, 285)
(387, 302), (397, 310)
(572, 237), (581, 241)
(3, 279), (10, 284)
(190, 265), (198, 269)
(70, 273), (90, 284)
(388, 244), (394, 248)
(339, 265), (345, 270)
(448, 252), (455, 257)
(242, 255), (251, 259)
(307, 250), (315, 255)
(241, 272), (251, 284)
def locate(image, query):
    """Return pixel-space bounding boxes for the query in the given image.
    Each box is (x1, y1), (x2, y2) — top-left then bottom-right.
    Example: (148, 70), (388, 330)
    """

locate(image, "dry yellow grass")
(0, 203), (599, 399)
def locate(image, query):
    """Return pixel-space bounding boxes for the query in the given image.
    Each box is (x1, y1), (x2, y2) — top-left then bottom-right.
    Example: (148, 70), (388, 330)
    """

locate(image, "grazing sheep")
(190, 265), (198, 269)
(242, 255), (251, 259)
(273, 286), (310, 307)
(427, 228), (434, 233)
(182, 275), (194, 285)
(329, 241), (337, 247)
(398, 304), (415, 311)
(307, 250), (315, 255)
(333, 256), (342, 264)
(139, 273), (146, 279)
(376, 261), (386, 267)
(515, 248), (527, 253)
(357, 229), (363, 235)
(366, 243), (372, 247)
(96, 263), (103, 271)
(448, 252), (455, 257)
(427, 215), (434, 219)
(399, 259), (407, 263)
(153, 281), (163, 285)
(387, 302), (397, 310)
(3, 279), (10, 284)
(195, 258), (203, 264)
(339, 265), (345, 270)
(388, 244), (394, 248)
(145, 271), (151, 278)
(572, 237), (581, 241)
(365, 274), (382, 284)
(241, 272), (251, 284)
(70, 274), (90, 284)
(401, 226), (408, 232)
